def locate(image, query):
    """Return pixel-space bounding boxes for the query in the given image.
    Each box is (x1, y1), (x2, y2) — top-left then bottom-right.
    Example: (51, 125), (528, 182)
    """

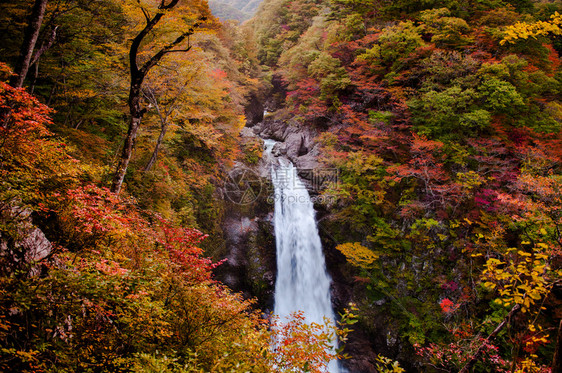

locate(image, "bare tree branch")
(139, 29), (195, 76)
(459, 304), (521, 373)
(31, 25), (58, 66)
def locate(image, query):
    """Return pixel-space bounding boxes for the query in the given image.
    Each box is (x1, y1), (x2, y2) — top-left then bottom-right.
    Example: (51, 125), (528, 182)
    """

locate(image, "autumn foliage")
(2, 0), (562, 370)
(0, 60), (351, 371)
(250, 0), (562, 370)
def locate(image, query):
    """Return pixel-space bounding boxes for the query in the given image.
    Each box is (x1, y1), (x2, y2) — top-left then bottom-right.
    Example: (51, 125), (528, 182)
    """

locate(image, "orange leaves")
(439, 298), (458, 314)
(269, 310), (346, 373)
(211, 68), (228, 80)
(0, 67), (83, 206)
(496, 170), (562, 254)
(155, 217), (215, 283)
(94, 259), (129, 276)
(46, 183), (219, 283)
(229, 304), (357, 373)
(44, 185), (142, 250)
(409, 133), (444, 153)
(387, 133), (456, 208)
(544, 43), (561, 74)
(0, 76), (53, 163)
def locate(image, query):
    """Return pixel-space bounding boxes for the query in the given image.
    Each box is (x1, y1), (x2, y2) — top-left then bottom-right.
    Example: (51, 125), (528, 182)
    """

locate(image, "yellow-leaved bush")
(501, 12), (562, 45)
(481, 244), (553, 312)
(336, 242), (379, 269)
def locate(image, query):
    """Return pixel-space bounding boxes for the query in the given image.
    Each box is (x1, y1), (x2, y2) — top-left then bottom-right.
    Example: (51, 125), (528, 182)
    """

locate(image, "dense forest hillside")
(249, 0), (562, 371)
(0, 0), (350, 372)
(1, 0), (562, 372)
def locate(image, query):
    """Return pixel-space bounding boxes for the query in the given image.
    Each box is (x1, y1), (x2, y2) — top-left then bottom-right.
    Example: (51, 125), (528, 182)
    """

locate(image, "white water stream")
(264, 139), (340, 372)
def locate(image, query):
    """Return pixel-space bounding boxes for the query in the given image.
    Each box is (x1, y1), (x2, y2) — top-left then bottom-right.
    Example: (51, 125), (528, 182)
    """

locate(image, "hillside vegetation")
(0, 0), (349, 372)
(249, 0), (562, 371)
(1, 0), (562, 372)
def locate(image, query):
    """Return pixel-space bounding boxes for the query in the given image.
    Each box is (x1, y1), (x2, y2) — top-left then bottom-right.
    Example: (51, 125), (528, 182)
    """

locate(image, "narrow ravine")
(264, 139), (341, 372)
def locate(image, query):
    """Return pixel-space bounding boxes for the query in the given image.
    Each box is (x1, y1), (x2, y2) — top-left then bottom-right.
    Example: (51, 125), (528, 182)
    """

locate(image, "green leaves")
(478, 78), (524, 112)
(409, 86), (490, 138)
(358, 21), (424, 70)
(419, 8), (472, 48)
(308, 52), (351, 98)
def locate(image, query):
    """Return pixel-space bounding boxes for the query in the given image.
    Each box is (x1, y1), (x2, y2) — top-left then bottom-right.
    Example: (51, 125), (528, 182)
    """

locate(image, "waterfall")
(265, 140), (340, 372)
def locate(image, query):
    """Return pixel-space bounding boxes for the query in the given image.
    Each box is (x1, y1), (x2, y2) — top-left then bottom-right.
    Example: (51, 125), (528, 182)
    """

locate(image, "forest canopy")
(1, 0), (562, 372)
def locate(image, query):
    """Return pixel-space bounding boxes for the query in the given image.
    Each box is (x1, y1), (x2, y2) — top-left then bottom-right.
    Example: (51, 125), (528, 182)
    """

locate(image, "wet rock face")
(252, 116), (321, 188)
(217, 124), (277, 310)
(0, 205), (52, 275)
(20, 228), (52, 263)
(266, 73), (287, 111)
(342, 329), (380, 373)
(285, 132), (306, 160)
(217, 155), (278, 310)
(245, 94), (264, 127)
(0, 227), (52, 263)
(219, 211), (277, 310)
(255, 118), (288, 142)
(244, 73), (287, 129)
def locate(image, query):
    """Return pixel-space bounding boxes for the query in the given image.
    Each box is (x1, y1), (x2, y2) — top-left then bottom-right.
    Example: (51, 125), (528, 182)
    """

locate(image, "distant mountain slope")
(209, 1), (249, 22)
(209, 0), (263, 22)
(237, 0), (263, 14)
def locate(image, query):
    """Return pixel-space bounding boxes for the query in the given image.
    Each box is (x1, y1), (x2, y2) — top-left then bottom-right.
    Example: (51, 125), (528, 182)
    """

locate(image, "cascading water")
(264, 139), (341, 372)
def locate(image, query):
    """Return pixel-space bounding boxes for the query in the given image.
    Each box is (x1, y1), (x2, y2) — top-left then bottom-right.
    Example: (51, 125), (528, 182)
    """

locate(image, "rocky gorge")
(215, 78), (396, 372)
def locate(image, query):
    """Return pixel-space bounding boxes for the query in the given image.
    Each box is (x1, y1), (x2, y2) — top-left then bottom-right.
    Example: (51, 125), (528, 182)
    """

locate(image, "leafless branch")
(459, 304), (521, 373)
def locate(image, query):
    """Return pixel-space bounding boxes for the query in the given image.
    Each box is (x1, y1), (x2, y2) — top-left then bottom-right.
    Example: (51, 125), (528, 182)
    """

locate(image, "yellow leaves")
(336, 242), (379, 269)
(235, 114), (246, 133)
(456, 170), (484, 190)
(481, 244), (553, 313)
(525, 324), (549, 351)
(501, 12), (562, 45)
(483, 281), (496, 290)
(514, 355), (550, 373)
(374, 354), (405, 373)
(486, 258), (504, 267)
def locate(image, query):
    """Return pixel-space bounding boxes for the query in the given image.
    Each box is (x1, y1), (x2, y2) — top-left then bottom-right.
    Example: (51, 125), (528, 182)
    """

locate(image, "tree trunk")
(144, 123), (169, 172)
(110, 0), (198, 194)
(11, 0), (48, 88)
(553, 319), (562, 373)
(110, 116), (141, 194)
(29, 25), (58, 93)
(111, 80), (143, 194)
